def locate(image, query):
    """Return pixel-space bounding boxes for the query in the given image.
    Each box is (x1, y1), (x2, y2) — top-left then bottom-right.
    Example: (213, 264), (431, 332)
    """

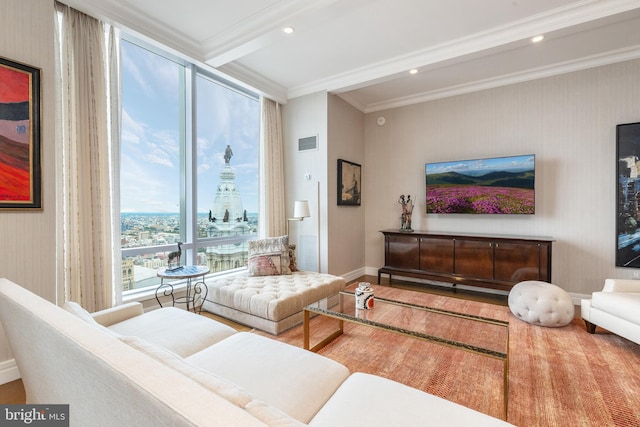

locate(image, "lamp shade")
(293, 200), (311, 219)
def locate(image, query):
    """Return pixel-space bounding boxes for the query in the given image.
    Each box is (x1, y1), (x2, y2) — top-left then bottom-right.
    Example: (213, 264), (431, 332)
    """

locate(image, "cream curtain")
(260, 98), (286, 237)
(55, 3), (120, 311)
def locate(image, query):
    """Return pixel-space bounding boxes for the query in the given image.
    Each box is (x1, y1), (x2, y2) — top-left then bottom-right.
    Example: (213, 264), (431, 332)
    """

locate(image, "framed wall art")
(337, 159), (361, 206)
(0, 57), (41, 210)
(616, 122), (640, 267)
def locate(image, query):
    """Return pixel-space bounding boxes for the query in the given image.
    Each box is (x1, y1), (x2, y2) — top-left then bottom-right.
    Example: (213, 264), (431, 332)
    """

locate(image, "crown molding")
(334, 93), (367, 114)
(58, 0), (204, 61)
(359, 45), (640, 113)
(218, 63), (289, 105)
(288, 0), (640, 100)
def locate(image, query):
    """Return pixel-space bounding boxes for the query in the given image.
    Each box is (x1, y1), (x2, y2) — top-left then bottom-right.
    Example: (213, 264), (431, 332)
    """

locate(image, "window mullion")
(184, 64), (197, 265)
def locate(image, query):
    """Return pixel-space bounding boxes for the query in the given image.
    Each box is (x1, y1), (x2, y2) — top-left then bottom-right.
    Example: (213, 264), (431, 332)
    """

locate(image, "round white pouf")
(508, 280), (574, 327)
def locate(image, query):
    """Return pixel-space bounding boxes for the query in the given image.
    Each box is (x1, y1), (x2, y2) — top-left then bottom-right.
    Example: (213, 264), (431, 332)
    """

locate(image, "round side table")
(156, 265), (209, 313)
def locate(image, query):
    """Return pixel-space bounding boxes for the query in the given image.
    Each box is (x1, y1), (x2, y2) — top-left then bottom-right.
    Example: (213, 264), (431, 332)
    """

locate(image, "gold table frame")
(303, 290), (510, 420)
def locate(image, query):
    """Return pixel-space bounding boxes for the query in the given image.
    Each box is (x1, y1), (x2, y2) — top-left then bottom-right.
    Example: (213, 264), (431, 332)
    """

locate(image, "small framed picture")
(337, 159), (361, 206)
(0, 57), (42, 210)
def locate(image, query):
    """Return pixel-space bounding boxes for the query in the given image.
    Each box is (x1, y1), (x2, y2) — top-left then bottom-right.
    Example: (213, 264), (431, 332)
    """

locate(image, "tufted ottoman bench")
(202, 271), (345, 335)
(508, 280), (575, 327)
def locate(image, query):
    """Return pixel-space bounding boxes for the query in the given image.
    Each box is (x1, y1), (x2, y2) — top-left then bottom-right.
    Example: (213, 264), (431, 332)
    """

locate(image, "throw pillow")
(247, 236), (291, 276)
(288, 244), (298, 272)
(63, 301), (99, 326)
(63, 301), (123, 337)
(248, 253), (283, 276)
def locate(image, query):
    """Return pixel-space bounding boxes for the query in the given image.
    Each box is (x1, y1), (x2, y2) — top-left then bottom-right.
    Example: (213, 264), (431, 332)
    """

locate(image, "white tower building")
(205, 146), (252, 272)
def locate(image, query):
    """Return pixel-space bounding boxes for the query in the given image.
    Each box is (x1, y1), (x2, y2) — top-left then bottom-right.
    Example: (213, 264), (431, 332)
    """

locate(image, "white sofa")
(581, 278), (640, 345)
(0, 278), (513, 426)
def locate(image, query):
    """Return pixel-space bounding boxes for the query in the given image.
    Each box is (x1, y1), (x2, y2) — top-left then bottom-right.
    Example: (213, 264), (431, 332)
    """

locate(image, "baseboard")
(339, 267), (367, 283)
(0, 359), (20, 385)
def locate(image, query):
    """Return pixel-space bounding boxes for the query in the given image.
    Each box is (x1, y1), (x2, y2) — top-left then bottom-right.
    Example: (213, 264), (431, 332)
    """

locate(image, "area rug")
(254, 285), (640, 426)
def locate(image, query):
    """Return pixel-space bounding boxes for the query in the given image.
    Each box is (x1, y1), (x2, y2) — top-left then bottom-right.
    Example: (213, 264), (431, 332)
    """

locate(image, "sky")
(425, 154), (535, 176)
(119, 40), (260, 214)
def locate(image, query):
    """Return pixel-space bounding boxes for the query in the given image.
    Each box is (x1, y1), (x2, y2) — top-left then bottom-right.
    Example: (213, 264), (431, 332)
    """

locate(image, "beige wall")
(0, 0), (57, 382)
(327, 95), (365, 276)
(364, 58), (640, 296)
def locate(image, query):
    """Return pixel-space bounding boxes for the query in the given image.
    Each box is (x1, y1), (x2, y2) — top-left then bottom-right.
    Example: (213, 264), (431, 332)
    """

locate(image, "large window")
(120, 38), (259, 294)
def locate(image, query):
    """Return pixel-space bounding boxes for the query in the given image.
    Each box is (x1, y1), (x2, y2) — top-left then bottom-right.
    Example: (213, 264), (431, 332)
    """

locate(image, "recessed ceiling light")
(531, 35), (544, 43)
(283, 26), (295, 34)
(409, 69), (418, 75)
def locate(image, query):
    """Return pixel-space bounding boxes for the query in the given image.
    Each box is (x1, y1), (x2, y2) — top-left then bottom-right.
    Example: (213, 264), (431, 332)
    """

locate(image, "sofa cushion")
(186, 332), (350, 423)
(248, 236), (291, 276)
(308, 373), (514, 427)
(244, 401), (305, 427)
(592, 291), (640, 326)
(121, 335), (252, 407)
(107, 307), (236, 357)
(121, 335), (303, 427)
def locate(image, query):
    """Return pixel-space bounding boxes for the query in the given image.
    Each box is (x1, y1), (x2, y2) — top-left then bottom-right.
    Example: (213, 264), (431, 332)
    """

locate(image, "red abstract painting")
(0, 57), (40, 209)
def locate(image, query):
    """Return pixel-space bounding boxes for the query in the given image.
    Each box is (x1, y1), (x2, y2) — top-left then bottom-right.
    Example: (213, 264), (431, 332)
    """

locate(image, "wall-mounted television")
(425, 154), (535, 214)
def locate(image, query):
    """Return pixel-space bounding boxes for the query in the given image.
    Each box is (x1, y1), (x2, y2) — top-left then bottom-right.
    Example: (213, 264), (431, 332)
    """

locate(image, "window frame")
(119, 34), (260, 299)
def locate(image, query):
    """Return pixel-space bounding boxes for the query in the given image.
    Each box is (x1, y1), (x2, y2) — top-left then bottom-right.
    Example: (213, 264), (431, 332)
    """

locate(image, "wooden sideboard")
(378, 230), (553, 292)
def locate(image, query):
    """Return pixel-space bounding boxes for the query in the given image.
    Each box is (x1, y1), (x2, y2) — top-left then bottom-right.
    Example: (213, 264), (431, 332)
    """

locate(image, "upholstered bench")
(508, 280), (574, 327)
(202, 271), (345, 334)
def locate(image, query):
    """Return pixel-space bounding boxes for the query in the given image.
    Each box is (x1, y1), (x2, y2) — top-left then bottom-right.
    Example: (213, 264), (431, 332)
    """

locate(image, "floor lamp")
(287, 200), (311, 236)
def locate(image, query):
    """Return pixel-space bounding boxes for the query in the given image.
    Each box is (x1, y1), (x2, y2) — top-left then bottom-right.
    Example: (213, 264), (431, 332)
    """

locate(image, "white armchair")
(581, 279), (640, 345)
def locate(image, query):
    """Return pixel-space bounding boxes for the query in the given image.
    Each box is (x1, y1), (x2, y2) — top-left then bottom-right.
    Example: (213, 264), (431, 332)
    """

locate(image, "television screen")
(425, 154), (535, 214)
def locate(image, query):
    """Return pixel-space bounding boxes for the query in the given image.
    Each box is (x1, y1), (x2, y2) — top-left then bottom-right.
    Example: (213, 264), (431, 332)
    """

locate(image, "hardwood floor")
(0, 379), (25, 404)
(0, 274), (507, 404)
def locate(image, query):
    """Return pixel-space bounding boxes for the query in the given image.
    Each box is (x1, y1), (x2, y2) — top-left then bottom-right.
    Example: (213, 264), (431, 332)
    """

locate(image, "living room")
(2, 0), (640, 425)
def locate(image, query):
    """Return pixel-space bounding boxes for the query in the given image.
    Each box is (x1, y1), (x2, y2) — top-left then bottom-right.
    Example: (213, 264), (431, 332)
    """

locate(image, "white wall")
(283, 94), (366, 279)
(364, 58), (640, 296)
(0, 0), (57, 383)
(282, 92), (328, 272)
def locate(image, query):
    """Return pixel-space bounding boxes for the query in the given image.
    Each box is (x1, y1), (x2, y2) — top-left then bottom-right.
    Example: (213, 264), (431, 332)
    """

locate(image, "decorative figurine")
(167, 242), (182, 270)
(398, 194), (414, 232)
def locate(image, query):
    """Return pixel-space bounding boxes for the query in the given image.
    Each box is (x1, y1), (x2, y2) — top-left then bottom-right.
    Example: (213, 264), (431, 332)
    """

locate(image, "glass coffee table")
(303, 286), (510, 419)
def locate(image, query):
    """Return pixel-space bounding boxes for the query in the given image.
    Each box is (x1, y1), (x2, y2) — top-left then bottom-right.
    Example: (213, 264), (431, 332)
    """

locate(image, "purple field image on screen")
(425, 154), (535, 214)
